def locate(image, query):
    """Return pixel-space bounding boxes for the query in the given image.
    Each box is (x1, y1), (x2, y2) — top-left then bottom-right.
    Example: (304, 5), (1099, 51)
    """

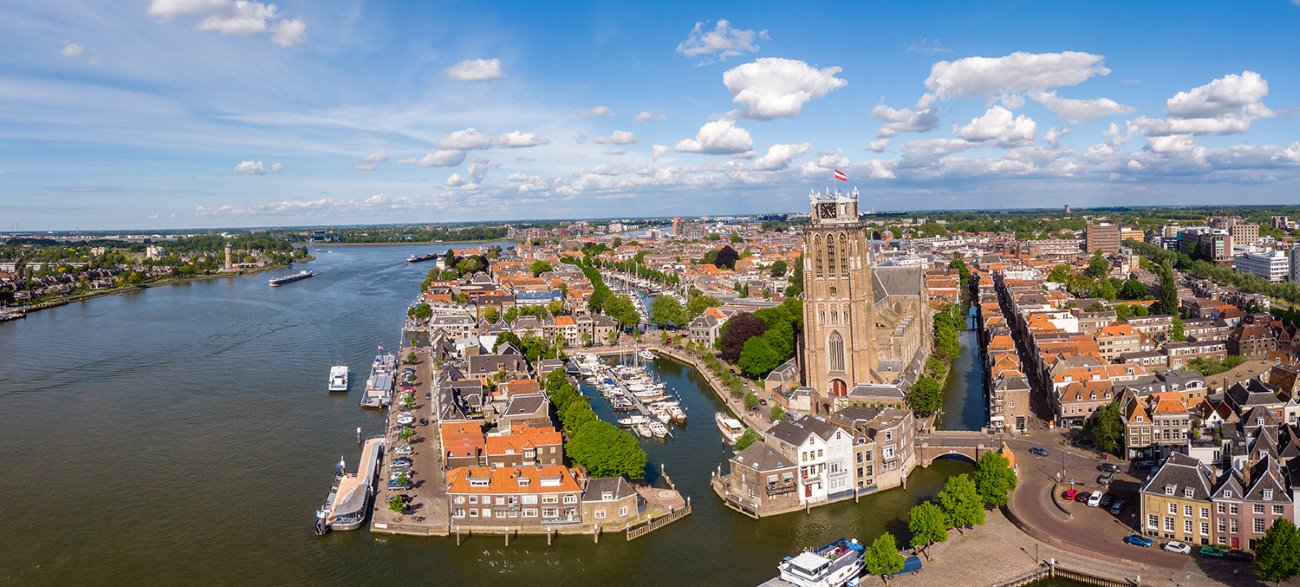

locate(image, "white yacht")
(637, 349), (655, 361)
(715, 412), (747, 444)
(328, 366), (349, 392)
(762, 538), (865, 587)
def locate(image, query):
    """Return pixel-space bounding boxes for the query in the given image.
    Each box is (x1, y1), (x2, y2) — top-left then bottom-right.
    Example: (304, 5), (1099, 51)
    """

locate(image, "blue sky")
(3, 1), (1300, 230)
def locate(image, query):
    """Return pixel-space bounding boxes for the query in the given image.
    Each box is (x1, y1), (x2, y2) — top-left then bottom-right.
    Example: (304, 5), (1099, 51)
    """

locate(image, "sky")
(3, 1), (1300, 230)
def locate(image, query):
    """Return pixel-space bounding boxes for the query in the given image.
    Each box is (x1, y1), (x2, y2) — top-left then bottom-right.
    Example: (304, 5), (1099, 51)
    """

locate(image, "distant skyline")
(4, 1), (1300, 230)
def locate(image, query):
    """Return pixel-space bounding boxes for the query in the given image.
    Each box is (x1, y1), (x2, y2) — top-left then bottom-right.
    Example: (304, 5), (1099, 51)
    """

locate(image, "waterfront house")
(765, 416), (854, 504)
(485, 424), (563, 468)
(447, 465), (583, 528)
(496, 392), (551, 432)
(827, 407), (916, 494)
(719, 442), (801, 517)
(466, 353), (529, 379)
(687, 313), (722, 348)
(440, 421), (487, 468)
(580, 477), (644, 527)
(1140, 453), (1216, 546)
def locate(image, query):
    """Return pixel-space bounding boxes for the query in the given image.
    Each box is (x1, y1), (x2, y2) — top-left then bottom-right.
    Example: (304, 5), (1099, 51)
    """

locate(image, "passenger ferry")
(760, 538), (865, 587)
(314, 437), (385, 535)
(268, 269), (316, 287)
(327, 366), (349, 392)
(360, 351), (397, 408)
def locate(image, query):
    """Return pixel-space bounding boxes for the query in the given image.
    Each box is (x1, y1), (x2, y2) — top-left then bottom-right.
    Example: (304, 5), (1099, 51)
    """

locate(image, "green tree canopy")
(1085, 251), (1109, 279)
(973, 451), (1019, 507)
(564, 419), (647, 479)
(407, 302), (432, 321)
(650, 295), (686, 328)
(738, 336), (782, 378)
(684, 293), (722, 320)
(604, 294), (641, 328)
(1047, 264), (1072, 283)
(863, 533), (905, 581)
(1154, 261), (1179, 316)
(1086, 401), (1125, 457)
(936, 474), (985, 531)
(1255, 518), (1300, 585)
(908, 502), (949, 557)
(528, 260), (553, 276)
(769, 259), (788, 278)
(719, 312), (767, 362)
(1169, 316), (1186, 341)
(734, 427), (761, 450)
(906, 377), (944, 416)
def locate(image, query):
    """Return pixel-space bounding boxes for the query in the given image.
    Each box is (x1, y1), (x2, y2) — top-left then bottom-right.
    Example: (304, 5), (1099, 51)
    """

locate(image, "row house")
(448, 465), (583, 527)
(1165, 340), (1228, 369)
(1095, 323), (1142, 362)
(485, 425), (564, 468)
(720, 443), (801, 516)
(1211, 455), (1294, 550)
(1140, 453), (1217, 545)
(828, 407), (917, 493)
(763, 416), (854, 504)
(1227, 321), (1287, 359)
(1182, 318), (1234, 341)
(1126, 315), (1174, 340)
(1122, 391), (1191, 460)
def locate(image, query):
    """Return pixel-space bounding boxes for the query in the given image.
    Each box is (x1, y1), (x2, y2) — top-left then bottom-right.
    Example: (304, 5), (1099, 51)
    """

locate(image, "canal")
(0, 244), (975, 586)
(936, 326), (990, 431)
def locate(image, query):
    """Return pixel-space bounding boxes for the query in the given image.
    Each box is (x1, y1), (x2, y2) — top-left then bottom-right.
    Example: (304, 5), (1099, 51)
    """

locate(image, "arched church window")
(828, 331), (845, 372)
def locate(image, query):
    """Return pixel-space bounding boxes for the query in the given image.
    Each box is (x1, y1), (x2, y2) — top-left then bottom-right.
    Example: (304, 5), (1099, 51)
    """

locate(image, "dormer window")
(1165, 485), (1176, 496)
(1184, 487), (1194, 498)
(1224, 490), (1233, 499)
(1264, 489), (1273, 501)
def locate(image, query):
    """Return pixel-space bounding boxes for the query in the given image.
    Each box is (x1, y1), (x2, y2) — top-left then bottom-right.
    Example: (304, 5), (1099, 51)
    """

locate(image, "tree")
(1086, 400), (1125, 457)
(547, 299), (564, 316)
(564, 420), (647, 479)
(1255, 518), (1300, 585)
(407, 302), (432, 321)
(730, 232), (744, 243)
(1047, 264), (1072, 283)
(404, 351), (418, 364)
(388, 495), (406, 513)
(743, 392), (760, 411)
(906, 377), (943, 416)
(1119, 278), (1149, 300)
(604, 294), (640, 328)
(738, 336), (781, 378)
(719, 312), (767, 362)
(908, 502), (948, 558)
(1154, 261), (1180, 316)
(650, 295), (686, 328)
(947, 258), (970, 287)
(734, 427), (761, 450)
(482, 306), (499, 323)
(1086, 251), (1109, 279)
(863, 532), (905, 583)
(769, 260), (788, 278)
(973, 451), (1019, 507)
(528, 260), (553, 276)
(714, 245), (740, 270)
(936, 474), (984, 531)
(1169, 316), (1186, 342)
(785, 255), (804, 297)
(493, 331), (522, 353)
(769, 405), (785, 422)
(685, 293), (721, 320)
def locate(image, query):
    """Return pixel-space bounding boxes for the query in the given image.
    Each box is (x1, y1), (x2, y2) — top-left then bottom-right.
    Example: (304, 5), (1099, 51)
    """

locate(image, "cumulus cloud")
(676, 19), (766, 63)
(866, 139), (890, 152)
(753, 142), (811, 170)
(954, 105), (1037, 146)
(723, 58), (847, 119)
(60, 42), (84, 58)
(354, 148), (389, 171)
(397, 150), (467, 167)
(1145, 134), (1197, 153)
(652, 145), (670, 160)
(1132, 71), (1272, 137)
(872, 105), (939, 138)
(1029, 91), (1134, 123)
(673, 119), (754, 155)
(446, 173), (464, 187)
(446, 58), (504, 81)
(233, 160), (265, 174)
(595, 130), (637, 145)
(919, 51), (1110, 106)
(899, 139), (978, 164)
(147, 0), (307, 47)
(634, 111), (667, 122)
(497, 131), (549, 148)
(439, 128), (494, 150)
(579, 106), (614, 118)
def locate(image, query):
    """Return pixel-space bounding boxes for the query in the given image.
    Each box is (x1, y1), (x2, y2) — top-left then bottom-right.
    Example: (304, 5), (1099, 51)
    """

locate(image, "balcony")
(766, 482), (798, 497)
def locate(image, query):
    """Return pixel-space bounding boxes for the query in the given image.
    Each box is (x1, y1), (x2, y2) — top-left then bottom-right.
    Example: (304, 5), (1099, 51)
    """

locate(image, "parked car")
(396, 415), (415, 426)
(1199, 545), (1226, 558)
(1087, 491), (1103, 507)
(419, 418), (429, 426)
(1110, 500), (1126, 515)
(391, 457), (413, 468)
(393, 445), (414, 456)
(888, 555), (922, 577)
(1100, 463), (1120, 473)
(1225, 550), (1255, 562)
(1124, 534), (1154, 547)
(1100, 494), (1114, 508)
(1075, 492), (1090, 503)
(1164, 541), (1192, 554)
(1062, 488), (1080, 501)
(387, 479), (412, 490)
(1097, 472), (1114, 485)
(1029, 446), (1049, 457)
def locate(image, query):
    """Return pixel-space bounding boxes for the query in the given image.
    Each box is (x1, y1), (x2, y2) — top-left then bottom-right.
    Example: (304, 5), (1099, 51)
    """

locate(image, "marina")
(267, 269), (316, 287)
(360, 351), (396, 408)
(573, 352), (688, 439)
(714, 412), (746, 444)
(0, 309), (25, 322)
(314, 437), (385, 535)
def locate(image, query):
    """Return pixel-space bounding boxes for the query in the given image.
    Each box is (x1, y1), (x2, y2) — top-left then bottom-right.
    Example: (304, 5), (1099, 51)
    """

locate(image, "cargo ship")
(268, 270), (316, 287)
(405, 252), (438, 263)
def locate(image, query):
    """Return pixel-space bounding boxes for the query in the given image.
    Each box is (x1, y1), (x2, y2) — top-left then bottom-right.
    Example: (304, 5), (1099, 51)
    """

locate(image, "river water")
(0, 244), (977, 586)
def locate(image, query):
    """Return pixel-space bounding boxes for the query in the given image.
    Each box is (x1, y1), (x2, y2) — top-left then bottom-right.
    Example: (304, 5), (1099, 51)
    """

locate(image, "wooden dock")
(626, 502), (692, 541)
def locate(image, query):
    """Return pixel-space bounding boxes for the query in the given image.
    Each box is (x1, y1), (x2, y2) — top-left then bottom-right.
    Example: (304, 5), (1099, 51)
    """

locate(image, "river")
(0, 244), (976, 586)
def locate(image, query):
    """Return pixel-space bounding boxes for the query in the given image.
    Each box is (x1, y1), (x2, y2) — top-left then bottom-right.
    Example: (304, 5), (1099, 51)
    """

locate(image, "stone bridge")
(916, 431), (1003, 468)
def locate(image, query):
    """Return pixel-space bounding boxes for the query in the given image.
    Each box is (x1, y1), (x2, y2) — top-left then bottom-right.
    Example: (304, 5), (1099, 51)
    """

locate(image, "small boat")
(767, 538), (866, 587)
(716, 412), (746, 444)
(618, 415), (650, 426)
(638, 349), (655, 361)
(649, 421), (669, 438)
(328, 366), (349, 392)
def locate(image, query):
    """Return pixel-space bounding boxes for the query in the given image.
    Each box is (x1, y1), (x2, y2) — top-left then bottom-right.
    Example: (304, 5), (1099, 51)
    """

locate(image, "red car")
(1062, 489), (1080, 501)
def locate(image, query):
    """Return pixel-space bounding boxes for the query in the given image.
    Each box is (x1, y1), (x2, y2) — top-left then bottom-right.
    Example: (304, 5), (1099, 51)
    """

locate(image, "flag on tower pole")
(833, 169), (847, 182)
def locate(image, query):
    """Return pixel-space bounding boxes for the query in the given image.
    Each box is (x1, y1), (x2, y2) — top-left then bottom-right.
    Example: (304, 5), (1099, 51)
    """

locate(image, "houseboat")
(761, 538), (865, 587)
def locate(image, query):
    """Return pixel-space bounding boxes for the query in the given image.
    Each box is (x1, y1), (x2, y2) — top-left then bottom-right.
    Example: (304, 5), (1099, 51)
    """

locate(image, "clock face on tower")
(817, 202), (838, 220)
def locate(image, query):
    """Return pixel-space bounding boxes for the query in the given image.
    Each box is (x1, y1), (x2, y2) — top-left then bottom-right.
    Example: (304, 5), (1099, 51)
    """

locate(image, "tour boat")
(769, 538), (865, 587)
(633, 423), (653, 438)
(328, 366), (349, 392)
(716, 412), (747, 444)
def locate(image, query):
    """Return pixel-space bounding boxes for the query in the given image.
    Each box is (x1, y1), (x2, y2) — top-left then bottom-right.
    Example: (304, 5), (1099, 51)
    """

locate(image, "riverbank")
(323, 239), (521, 247)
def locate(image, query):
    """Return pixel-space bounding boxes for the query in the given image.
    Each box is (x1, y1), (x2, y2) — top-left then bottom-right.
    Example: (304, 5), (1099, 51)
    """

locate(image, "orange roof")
(503, 378), (540, 395)
(446, 465), (580, 494)
(485, 426), (563, 455)
(704, 307), (726, 320)
(554, 315), (576, 326)
(440, 422), (486, 459)
(1150, 392), (1188, 415)
(1096, 324), (1135, 338)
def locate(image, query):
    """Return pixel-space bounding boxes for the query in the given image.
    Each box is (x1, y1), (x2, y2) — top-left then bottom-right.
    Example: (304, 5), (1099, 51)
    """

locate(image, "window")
(1184, 519), (1192, 534)
(522, 508), (538, 517)
(1201, 522), (1209, 536)
(563, 494), (578, 504)
(1148, 514), (1159, 529)
(1217, 503), (1225, 514)
(1231, 519), (1239, 533)
(1263, 489), (1273, 500)
(452, 508), (465, 518)
(1165, 486), (1175, 496)
(1167, 503), (1176, 515)
(542, 495), (559, 504)
(1253, 504), (1264, 515)
(1218, 520), (1226, 533)
(828, 331), (845, 372)
(817, 449), (823, 458)
(1200, 507), (1209, 519)
(1254, 519), (1266, 534)
(469, 509), (478, 518)
(1230, 504), (1238, 515)
(1274, 505), (1285, 516)
(619, 506), (629, 517)
(522, 495), (538, 505)
(469, 496), (478, 504)
(454, 496), (465, 504)
(1184, 487), (1194, 498)
(1164, 517), (1174, 531)
(1224, 490), (1233, 499)
(1184, 505), (1192, 517)
(594, 509), (606, 519)
(495, 510), (506, 519)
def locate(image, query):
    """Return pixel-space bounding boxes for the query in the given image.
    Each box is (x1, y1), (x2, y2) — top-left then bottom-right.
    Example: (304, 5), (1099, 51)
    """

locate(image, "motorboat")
(769, 538), (865, 587)
(716, 412), (746, 444)
(328, 366), (349, 392)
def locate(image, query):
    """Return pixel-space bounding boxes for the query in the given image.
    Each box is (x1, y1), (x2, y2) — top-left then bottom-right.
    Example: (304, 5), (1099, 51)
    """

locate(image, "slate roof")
(731, 441), (795, 472)
(872, 265), (923, 299)
(582, 477), (637, 502)
(1140, 452), (1216, 501)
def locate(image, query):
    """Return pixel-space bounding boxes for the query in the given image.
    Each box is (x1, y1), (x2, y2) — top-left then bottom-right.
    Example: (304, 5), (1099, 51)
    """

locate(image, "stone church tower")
(800, 187), (878, 408)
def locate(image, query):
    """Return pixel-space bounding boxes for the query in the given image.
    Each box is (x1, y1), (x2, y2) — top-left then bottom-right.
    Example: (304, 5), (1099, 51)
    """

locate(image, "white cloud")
(579, 106), (614, 118)
(866, 139), (890, 152)
(919, 51), (1110, 106)
(354, 148), (389, 171)
(595, 130), (637, 145)
(872, 105), (939, 138)
(954, 106), (1037, 146)
(60, 42), (84, 58)
(1029, 91), (1134, 123)
(899, 139), (978, 164)
(602, 147), (627, 156)
(270, 162), (282, 173)
(147, 0), (307, 47)
(446, 173), (464, 187)
(673, 119), (753, 155)
(676, 19), (766, 62)
(652, 145), (670, 160)
(439, 128), (494, 150)
(446, 58), (504, 82)
(1145, 134), (1197, 153)
(1132, 71), (1272, 137)
(497, 131), (549, 148)
(1044, 127), (1070, 146)
(864, 160), (897, 179)
(723, 58), (847, 119)
(233, 160), (265, 174)
(634, 111), (667, 122)
(753, 142), (811, 170)
(397, 150), (467, 167)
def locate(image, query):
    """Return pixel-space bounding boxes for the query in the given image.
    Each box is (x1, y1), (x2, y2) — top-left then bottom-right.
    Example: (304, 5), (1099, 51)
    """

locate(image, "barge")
(268, 270), (316, 287)
(360, 352), (396, 408)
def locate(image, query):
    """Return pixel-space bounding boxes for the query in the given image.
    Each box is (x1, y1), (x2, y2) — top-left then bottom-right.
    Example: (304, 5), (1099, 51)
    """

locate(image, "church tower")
(800, 187), (877, 412)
